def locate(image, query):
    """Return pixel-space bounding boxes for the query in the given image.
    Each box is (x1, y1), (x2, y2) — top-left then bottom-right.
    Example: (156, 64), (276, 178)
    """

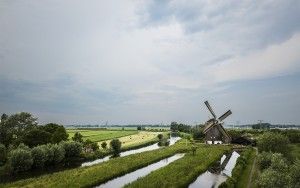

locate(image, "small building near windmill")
(203, 120), (231, 144)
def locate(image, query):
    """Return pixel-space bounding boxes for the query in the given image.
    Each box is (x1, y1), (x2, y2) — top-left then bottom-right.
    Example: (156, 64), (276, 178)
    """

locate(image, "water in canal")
(189, 151), (240, 188)
(81, 136), (181, 167)
(96, 153), (185, 188)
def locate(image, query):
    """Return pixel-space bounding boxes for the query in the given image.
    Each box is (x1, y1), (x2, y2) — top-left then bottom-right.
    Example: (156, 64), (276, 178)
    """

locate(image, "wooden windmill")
(203, 101), (232, 144)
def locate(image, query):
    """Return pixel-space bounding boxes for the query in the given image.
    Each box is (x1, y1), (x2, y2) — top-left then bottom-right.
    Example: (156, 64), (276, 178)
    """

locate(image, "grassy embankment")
(125, 144), (231, 188)
(67, 129), (138, 142)
(1, 141), (230, 188)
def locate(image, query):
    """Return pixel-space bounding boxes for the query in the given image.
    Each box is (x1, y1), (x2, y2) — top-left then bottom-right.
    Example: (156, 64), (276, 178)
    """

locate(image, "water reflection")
(96, 154), (185, 188)
(189, 151), (240, 188)
(81, 137), (181, 167)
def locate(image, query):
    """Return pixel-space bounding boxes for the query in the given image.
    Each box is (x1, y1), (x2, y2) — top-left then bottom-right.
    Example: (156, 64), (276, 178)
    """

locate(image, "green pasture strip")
(125, 144), (231, 188)
(67, 130), (138, 142)
(1, 141), (188, 188)
(236, 148), (257, 188)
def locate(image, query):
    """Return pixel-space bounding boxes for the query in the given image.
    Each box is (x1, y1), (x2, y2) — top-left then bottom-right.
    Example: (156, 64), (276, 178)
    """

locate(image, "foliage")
(1, 140), (190, 187)
(257, 168), (290, 188)
(192, 129), (204, 140)
(22, 128), (51, 147)
(31, 146), (47, 169)
(72, 132), (83, 143)
(157, 134), (163, 140)
(110, 139), (122, 156)
(290, 159), (300, 188)
(0, 144), (7, 165)
(62, 141), (82, 158)
(257, 151), (273, 170)
(137, 126), (142, 130)
(8, 148), (33, 173)
(170, 122), (191, 133)
(1, 113), (8, 121)
(101, 142), (107, 149)
(252, 123), (271, 129)
(257, 132), (290, 156)
(51, 126), (68, 144)
(51, 144), (65, 164)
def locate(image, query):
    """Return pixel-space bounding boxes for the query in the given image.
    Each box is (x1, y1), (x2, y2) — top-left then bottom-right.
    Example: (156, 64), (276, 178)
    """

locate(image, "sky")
(0, 0), (300, 125)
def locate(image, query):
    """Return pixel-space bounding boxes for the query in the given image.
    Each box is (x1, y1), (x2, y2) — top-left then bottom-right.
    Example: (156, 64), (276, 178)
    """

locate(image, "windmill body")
(203, 101), (232, 144)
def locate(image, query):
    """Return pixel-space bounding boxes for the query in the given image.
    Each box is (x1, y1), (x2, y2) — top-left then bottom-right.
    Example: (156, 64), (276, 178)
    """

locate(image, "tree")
(23, 128), (51, 147)
(110, 139), (121, 156)
(1, 113), (8, 122)
(72, 132), (83, 143)
(9, 148), (33, 173)
(137, 126), (142, 130)
(0, 143), (6, 165)
(193, 129), (204, 140)
(62, 142), (82, 158)
(31, 146), (47, 169)
(51, 126), (68, 143)
(101, 142), (107, 149)
(257, 132), (290, 156)
(257, 168), (290, 188)
(157, 134), (163, 140)
(51, 144), (65, 164)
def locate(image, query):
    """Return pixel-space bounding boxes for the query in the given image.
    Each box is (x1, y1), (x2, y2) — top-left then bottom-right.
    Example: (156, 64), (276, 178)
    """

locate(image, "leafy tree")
(193, 129), (205, 140)
(110, 139), (121, 156)
(40, 144), (54, 165)
(62, 142), (82, 158)
(31, 146), (47, 169)
(257, 168), (290, 188)
(72, 132), (83, 143)
(0, 143), (7, 165)
(91, 142), (99, 151)
(101, 142), (107, 149)
(9, 148), (33, 173)
(51, 144), (65, 164)
(51, 126), (68, 143)
(258, 152), (273, 170)
(137, 126), (142, 130)
(1, 113), (8, 122)
(157, 134), (163, 140)
(257, 132), (290, 156)
(23, 128), (51, 147)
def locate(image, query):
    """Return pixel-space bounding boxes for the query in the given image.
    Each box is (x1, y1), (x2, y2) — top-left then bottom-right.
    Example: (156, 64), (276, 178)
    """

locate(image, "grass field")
(125, 144), (231, 188)
(290, 143), (300, 160)
(98, 131), (164, 149)
(67, 129), (138, 142)
(1, 141), (231, 188)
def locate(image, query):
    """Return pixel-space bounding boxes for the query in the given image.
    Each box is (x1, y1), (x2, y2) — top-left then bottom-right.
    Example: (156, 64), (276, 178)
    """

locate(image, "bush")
(8, 148), (33, 173)
(72, 132), (83, 143)
(110, 139), (121, 156)
(290, 159), (300, 188)
(0, 144), (7, 165)
(101, 142), (107, 149)
(258, 152), (273, 170)
(62, 141), (82, 158)
(51, 144), (65, 164)
(40, 144), (54, 165)
(31, 146), (47, 169)
(22, 128), (51, 147)
(257, 168), (290, 188)
(157, 134), (163, 140)
(257, 132), (290, 156)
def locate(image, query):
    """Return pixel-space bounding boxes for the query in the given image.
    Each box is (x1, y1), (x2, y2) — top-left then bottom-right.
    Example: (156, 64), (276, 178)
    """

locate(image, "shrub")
(72, 132), (83, 143)
(101, 142), (107, 149)
(8, 148), (33, 173)
(22, 128), (51, 147)
(91, 142), (99, 151)
(40, 144), (54, 165)
(257, 168), (290, 188)
(0, 144), (7, 165)
(110, 139), (121, 156)
(258, 152), (273, 170)
(290, 159), (300, 188)
(157, 134), (163, 140)
(31, 146), (47, 168)
(257, 132), (290, 156)
(62, 142), (82, 158)
(51, 144), (65, 164)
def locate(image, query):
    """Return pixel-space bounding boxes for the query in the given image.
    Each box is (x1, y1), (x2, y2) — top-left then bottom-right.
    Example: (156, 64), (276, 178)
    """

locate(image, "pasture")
(98, 131), (164, 149)
(67, 129), (138, 142)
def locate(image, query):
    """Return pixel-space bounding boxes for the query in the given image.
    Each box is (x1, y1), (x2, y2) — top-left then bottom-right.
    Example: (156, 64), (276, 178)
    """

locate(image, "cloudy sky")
(1, 0), (300, 125)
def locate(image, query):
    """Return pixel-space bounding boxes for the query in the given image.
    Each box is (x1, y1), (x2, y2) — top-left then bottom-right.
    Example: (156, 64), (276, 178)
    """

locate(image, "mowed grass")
(1, 140), (189, 188)
(125, 144), (231, 188)
(99, 131), (164, 149)
(67, 129), (138, 142)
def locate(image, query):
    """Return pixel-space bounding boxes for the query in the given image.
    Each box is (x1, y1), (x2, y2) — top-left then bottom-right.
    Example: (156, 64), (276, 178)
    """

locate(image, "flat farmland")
(67, 129), (138, 142)
(99, 131), (164, 148)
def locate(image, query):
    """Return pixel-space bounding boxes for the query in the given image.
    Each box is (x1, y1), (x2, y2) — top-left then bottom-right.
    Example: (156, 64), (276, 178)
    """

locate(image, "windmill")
(203, 101), (232, 144)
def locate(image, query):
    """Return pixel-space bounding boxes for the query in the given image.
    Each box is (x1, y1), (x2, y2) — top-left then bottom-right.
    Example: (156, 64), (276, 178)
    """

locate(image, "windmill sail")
(218, 110), (232, 122)
(204, 101), (217, 119)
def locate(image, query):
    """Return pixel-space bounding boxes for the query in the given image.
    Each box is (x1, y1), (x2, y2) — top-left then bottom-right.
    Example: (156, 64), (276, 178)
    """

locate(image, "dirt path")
(247, 148), (258, 188)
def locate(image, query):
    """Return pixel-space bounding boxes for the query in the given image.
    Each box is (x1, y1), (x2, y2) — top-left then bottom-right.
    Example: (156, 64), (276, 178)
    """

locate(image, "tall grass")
(125, 144), (231, 188)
